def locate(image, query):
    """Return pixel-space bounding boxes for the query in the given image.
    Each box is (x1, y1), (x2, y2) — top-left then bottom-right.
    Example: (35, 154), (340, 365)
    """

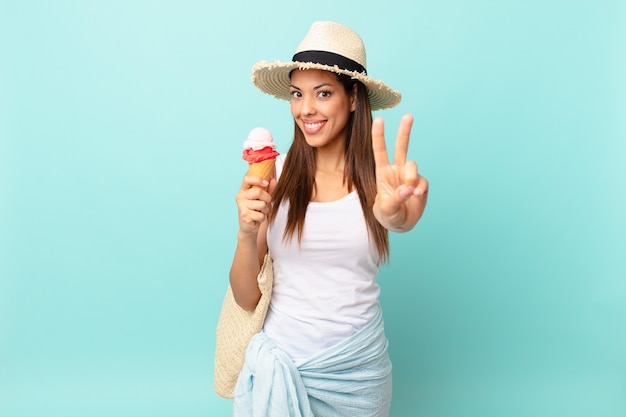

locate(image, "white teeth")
(305, 122), (324, 129)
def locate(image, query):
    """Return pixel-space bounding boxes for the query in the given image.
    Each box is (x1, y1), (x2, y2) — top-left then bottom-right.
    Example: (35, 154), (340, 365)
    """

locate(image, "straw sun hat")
(251, 21), (401, 111)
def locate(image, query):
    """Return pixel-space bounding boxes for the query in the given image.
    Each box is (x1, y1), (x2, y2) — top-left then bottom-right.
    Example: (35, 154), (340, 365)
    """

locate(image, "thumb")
(380, 184), (414, 215)
(267, 177), (278, 195)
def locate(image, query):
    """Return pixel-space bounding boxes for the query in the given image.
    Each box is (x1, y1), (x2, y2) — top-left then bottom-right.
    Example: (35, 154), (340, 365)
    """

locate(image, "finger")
(372, 116), (390, 169)
(382, 184), (415, 215)
(246, 199), (270, 214)
(239, 196), (271, 220)
(242, 175), (269, 190)
(242, 209), (266, 226)
(404, 160), (419, 189)
(413, 175), (429, 197)
(238, 181), (269, 199)
(236, 190), (271, 217)
(267, 177), (278, 195)
(393, 114), (414, 166)
(247, 188), (272, 206)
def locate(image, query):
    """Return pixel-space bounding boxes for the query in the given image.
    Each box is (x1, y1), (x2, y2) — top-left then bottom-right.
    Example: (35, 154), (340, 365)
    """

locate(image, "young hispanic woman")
(229, 21), (429, 417)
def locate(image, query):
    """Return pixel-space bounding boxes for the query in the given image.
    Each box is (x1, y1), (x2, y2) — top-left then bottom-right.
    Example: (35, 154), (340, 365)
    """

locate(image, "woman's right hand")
(235, 175), (276, 236)
(230, 174), (275, 311)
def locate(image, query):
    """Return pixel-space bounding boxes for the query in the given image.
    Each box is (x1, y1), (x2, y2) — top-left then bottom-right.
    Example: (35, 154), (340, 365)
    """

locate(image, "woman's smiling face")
(289, 69), (356, 150)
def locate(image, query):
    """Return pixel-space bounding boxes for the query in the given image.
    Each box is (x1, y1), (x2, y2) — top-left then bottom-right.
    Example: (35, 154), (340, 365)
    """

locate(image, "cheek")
(290, 101), (299, 118)
(335, 104), (352, 125)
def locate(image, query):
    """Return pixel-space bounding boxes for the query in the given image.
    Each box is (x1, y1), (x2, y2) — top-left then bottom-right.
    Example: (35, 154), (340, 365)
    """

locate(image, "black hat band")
(292, 50), (367, 75)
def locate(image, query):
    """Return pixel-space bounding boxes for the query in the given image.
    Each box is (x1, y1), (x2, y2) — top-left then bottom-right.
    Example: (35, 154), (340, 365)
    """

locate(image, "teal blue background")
(1, 1), (625, 416)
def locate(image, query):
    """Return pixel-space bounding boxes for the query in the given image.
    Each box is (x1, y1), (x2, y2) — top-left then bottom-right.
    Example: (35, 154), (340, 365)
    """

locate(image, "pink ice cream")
(242, 127), (279, 163)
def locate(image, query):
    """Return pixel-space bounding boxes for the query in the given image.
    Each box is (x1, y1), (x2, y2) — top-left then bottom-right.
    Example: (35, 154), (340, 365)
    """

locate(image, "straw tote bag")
(214, 253), (273, 398)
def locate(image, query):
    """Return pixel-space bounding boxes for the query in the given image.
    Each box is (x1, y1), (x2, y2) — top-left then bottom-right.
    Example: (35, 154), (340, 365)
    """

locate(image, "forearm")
(229, 231), (264, 311)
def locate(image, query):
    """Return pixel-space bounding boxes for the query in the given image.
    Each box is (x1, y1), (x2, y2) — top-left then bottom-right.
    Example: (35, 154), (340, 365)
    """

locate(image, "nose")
(301, 95), (316, 116)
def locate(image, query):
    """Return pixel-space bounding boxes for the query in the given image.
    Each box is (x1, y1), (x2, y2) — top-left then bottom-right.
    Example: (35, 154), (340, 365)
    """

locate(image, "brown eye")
(318, 90), (331, 98)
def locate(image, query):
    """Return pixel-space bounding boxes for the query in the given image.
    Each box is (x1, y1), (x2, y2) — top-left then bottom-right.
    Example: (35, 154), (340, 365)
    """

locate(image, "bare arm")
(228, 175), (275, 311)
(229, 222), (268, 311)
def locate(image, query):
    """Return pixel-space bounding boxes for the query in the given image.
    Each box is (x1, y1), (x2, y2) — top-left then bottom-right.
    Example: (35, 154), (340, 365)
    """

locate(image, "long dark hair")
(268, 72), (389, 262)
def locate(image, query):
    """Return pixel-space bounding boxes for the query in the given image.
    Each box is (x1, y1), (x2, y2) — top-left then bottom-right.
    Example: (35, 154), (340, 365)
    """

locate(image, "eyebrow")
(289, 83), (333, 90)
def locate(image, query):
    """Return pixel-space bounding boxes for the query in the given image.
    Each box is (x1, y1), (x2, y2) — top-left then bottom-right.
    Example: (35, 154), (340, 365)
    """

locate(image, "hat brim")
(251, 60), (401, 111)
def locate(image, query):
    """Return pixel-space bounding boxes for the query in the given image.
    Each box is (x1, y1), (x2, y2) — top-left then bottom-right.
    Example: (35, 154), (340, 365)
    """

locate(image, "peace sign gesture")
(372, 114), (429, 232)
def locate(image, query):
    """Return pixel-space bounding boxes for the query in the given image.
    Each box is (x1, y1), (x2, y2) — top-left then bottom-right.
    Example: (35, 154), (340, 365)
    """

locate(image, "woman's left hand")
(372, 113), (429, 232)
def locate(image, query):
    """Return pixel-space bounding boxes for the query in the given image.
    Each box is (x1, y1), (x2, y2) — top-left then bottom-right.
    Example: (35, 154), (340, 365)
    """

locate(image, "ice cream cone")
(248, 159), (275, 189)
(242, 127), (278, 190)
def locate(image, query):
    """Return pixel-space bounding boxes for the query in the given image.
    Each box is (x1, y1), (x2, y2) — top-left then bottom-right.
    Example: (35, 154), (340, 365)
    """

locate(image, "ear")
(350, 84), (357, 112)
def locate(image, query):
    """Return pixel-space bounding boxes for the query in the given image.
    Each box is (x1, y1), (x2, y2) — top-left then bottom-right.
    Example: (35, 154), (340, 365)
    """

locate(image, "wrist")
(374, 203), (408, 233)
(237, 230), (258, 242)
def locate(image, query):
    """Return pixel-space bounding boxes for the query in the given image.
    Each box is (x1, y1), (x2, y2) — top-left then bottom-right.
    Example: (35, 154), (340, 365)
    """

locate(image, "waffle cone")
(248, 159), (275, 188)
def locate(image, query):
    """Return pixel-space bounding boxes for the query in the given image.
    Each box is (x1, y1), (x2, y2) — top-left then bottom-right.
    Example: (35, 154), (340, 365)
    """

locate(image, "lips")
(302, 120), (326, 135)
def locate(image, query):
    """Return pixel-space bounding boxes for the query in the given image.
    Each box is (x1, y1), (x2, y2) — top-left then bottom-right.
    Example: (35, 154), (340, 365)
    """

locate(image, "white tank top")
(264, 154), (380, 364)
